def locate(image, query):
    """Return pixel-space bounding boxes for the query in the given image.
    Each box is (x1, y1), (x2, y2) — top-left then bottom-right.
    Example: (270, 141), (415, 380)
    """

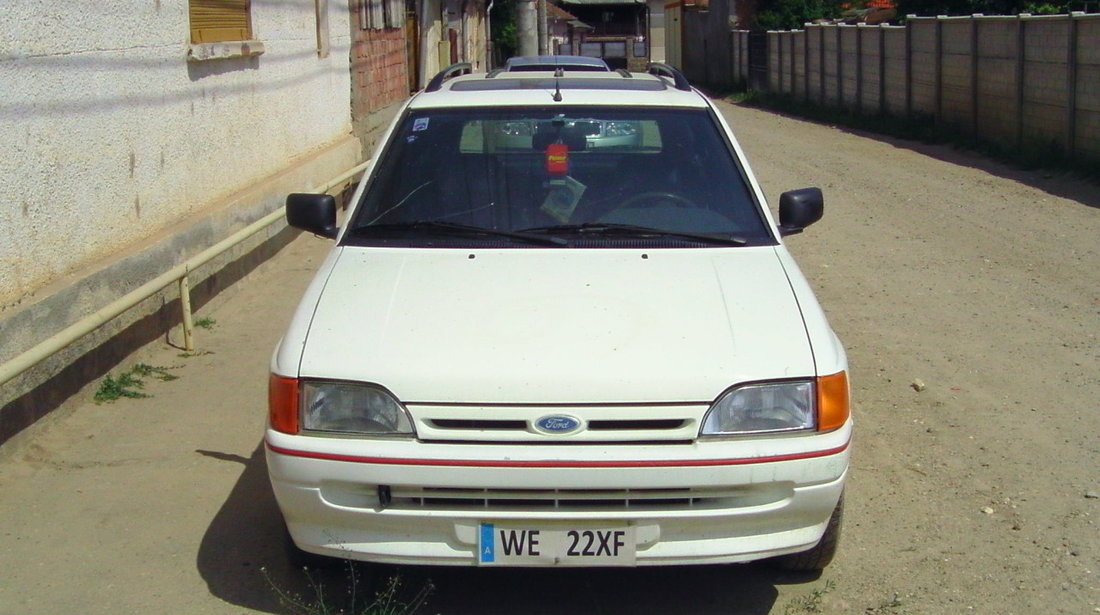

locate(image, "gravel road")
(0, 99), (1096, 615)
(722, 99), (1099, 613)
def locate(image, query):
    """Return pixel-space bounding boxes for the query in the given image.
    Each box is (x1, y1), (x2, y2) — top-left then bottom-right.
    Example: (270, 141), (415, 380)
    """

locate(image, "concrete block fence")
(717, 14), (1100, 164)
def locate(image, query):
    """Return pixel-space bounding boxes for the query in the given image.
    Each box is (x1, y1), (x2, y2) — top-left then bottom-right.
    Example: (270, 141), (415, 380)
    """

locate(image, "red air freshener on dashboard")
(546, 143), (569, 177)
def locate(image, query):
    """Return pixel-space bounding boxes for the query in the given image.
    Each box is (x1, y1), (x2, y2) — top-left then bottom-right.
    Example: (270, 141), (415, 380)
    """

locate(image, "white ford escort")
(267, 63), (851, 571)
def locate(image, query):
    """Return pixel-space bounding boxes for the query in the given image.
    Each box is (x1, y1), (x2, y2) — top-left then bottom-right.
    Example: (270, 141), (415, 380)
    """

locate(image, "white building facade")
(0, 0), (360, 309)
(0, 0), (363, 443)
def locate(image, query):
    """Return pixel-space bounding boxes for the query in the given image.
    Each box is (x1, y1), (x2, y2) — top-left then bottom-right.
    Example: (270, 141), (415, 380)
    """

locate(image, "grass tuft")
(866, 592), (907, 614)
(94, 363), (179, 403)
(194, 317), (217, 330)
(263, 565), (433, 615)
(133, 363), (179, 382)
(783, 579), (835, 614)
(94, 372), (149, 403)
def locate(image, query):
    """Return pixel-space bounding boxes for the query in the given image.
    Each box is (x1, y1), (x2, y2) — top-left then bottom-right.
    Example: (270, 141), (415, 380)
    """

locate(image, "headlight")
(301, 381), (414, 436)
(700, 380), (815, 436)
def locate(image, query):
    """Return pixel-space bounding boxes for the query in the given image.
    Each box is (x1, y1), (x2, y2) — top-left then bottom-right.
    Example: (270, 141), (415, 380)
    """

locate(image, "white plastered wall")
(0, 0), (354, 308)
(420, 0), (444, 87)
(648, 0), (667, 63)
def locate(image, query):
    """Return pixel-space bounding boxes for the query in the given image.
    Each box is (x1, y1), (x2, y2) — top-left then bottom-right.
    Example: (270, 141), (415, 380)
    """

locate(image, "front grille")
(587, 419), (685, 431)
(411, 403), (707, 444)
(387, 485), (775, 512)
(427, 419), (687, 432)
(429, 419), (527, 430)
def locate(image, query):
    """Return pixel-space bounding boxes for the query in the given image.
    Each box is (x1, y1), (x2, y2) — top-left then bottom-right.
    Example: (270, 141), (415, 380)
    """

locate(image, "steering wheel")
(618, 191), (698, 209)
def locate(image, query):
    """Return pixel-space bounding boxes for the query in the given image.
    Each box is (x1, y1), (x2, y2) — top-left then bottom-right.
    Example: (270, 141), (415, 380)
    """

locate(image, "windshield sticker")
(406, 135), (419, 143)
(412, 117), (430, 132)
(540, 176), (586, 223)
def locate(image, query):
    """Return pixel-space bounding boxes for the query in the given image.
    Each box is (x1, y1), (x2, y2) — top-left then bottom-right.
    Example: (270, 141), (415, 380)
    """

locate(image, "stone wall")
(697, 14), (1100, 166)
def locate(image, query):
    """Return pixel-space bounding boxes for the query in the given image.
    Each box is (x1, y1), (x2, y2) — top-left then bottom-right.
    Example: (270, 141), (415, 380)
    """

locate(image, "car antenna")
(552, 67), (563, 102)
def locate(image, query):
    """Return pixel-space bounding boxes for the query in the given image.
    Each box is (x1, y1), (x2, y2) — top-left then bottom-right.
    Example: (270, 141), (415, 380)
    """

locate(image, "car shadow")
(195, 442), (293, 613)
(197, 441), (813, 614)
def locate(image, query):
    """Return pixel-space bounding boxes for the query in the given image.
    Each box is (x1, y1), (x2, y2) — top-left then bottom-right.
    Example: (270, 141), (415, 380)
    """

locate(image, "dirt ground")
(0, 99), (1097, 615)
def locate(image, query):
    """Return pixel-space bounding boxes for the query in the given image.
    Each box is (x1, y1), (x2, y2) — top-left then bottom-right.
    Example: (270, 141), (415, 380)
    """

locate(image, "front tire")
(771, 495), (844, 572)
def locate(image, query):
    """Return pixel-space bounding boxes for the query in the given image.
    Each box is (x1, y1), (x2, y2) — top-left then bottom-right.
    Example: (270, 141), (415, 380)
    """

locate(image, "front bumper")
(265, 421), (851, 566)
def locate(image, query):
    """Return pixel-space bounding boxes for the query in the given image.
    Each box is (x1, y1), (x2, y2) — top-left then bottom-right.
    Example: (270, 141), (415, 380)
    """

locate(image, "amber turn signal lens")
(817, 371), (850, 432)
(269, 374), (300, 434)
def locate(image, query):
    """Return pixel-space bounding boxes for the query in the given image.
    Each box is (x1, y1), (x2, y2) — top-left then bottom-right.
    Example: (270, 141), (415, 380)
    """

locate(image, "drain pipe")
(487, 0), (494, 68)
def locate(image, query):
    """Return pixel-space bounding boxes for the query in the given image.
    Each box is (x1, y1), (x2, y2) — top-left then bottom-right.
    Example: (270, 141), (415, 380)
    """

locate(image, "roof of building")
(557, 0), (645, 5)
(546, 2), (579, 20)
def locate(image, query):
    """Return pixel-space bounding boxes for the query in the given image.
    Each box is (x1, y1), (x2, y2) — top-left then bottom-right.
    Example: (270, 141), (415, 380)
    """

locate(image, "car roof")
(504, 55), (610, 71)
(411, 65), (707, 110)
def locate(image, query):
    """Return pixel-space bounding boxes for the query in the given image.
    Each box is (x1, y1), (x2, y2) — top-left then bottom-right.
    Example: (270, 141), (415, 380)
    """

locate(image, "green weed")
(194, 317), (217, 330)
(866, 592), (906, 614)
(94, 363), (179, 403)
(94, 372), (149, 403)
(263, 565), (433, 615)
(783, 579), (835, 614)
(133, 363), (179, 382)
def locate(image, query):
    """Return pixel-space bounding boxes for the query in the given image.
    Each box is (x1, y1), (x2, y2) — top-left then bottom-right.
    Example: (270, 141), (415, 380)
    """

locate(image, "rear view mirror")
(777, 188), (824, 236)
(286, 193), (338, 239)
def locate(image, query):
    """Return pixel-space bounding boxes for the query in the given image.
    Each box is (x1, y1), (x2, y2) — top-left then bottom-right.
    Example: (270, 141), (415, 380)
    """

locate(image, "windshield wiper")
(351, 221), (569, 246)
(518, 223), (747, 246)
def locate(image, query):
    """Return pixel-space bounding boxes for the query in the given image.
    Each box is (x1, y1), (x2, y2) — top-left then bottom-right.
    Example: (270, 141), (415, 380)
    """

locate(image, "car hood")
(295, 247), (815, 404)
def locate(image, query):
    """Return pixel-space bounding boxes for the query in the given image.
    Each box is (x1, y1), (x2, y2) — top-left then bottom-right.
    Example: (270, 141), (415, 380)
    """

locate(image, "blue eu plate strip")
(480, 524), (495, 563)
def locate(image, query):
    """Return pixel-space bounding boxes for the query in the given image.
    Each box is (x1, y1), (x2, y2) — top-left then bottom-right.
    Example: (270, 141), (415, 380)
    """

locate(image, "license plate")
(478, 523), (636, 566)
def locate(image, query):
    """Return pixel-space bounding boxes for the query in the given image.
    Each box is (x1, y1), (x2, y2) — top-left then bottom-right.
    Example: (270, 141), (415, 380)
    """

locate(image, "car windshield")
(347, 106), (774, 247)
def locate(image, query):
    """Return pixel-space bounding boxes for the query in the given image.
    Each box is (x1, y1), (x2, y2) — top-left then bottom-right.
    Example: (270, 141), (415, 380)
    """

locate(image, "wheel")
(771, 495), (844, 572)
(618, 191), (698, 209)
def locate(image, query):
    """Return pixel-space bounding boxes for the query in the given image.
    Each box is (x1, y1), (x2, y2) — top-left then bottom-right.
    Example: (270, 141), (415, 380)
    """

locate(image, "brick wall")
(352, 27), (409, 119)
(712, 13), (1100, 166)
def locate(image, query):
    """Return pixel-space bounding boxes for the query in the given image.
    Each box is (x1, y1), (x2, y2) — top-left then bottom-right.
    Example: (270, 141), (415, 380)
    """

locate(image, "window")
(580, 43), (602, 58)
(604, 42), (627, 58)
(348, 107), (770, 245)
(384, 0), (403, 28)
(360, 0), (403, 29)
(189, 0), (252, 44)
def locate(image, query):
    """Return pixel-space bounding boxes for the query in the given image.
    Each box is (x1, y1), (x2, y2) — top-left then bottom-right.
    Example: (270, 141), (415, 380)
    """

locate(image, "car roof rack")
(647, 63), (691, 91)
(425, 62), (472, 92)
(615, 68), (632, 78)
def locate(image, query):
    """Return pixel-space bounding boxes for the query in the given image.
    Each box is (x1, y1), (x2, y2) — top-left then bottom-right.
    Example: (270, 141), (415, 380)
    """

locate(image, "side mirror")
(286, 193), (338, 239)
(777, 187), (824, 236)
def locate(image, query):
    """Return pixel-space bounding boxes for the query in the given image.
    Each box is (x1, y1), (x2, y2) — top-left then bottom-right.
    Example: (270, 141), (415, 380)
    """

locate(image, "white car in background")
(267, 62), (851, 571)
(502, 55), (611, 72)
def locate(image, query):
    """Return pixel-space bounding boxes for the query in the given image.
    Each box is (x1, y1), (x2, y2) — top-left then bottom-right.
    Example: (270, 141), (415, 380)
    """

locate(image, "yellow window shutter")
(190, 0), (252, 44)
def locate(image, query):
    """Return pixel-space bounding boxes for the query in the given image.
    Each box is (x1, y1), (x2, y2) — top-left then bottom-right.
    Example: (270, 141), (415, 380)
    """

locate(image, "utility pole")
(517, 0), (538, 57)
(538, 0), (549, 55)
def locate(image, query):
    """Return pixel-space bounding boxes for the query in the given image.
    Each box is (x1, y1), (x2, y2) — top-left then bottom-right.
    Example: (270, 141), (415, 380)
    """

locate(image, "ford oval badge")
(534, 415), (582, 435)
